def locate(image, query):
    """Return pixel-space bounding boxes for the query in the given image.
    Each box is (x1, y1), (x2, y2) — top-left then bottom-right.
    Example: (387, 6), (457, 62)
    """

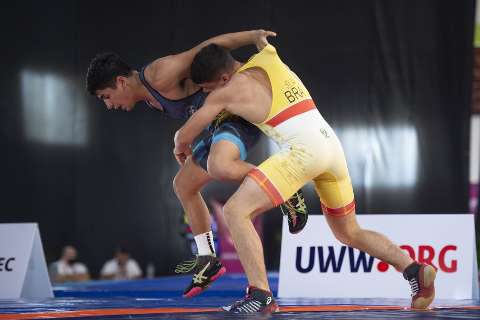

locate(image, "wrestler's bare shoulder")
(219, 72), (271, 123)
(147, 56), (176, 83)
(145, 55), (196, 96)
(219, 73), (257, 103)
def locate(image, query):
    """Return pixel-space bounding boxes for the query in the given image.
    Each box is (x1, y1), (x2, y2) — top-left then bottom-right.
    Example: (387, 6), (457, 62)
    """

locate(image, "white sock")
(194, 231), (216, 256)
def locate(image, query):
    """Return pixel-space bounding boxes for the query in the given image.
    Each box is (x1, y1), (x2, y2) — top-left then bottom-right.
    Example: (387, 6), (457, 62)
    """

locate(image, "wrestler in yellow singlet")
(240, 44), (355, 216)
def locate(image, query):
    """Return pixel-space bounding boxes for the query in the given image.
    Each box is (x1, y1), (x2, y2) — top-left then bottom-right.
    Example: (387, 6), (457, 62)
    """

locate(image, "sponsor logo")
(320, 128), (330, 138)
(193, 262), (210, 284)
(0, 257), (15, 271)
(295, 245), (457, 273)
(187, 105), (196, 118)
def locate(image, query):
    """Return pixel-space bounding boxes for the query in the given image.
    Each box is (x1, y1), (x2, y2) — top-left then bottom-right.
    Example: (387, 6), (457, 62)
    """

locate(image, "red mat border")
(1, 305), (480, 319)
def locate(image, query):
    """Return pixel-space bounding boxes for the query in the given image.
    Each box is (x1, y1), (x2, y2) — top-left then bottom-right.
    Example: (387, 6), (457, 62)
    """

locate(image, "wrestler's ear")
(116, 76), (128, 89)
(220, 73), (230, 83)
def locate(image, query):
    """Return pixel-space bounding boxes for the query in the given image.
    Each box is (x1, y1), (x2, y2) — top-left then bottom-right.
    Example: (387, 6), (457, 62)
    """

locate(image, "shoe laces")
(295, 196), (307, 214)
(228, 293), (264, 313)
(174, 257), (197, 274)
(282, 193), (306, 214)
(408, 277), (419, 297)
(280, 204), (297, 226)
(280, 193), (306, 225)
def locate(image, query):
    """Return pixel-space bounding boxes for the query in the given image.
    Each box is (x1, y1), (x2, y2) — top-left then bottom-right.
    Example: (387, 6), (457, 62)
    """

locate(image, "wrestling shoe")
(280, 189), (308, 234)
(403, 262), (437, 309)
(175, 255), (226, 298)
(222, 286), (279, 314)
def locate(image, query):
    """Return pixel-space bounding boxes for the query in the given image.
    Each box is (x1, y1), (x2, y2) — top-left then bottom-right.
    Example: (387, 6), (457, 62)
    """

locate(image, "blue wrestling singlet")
(139, 65), (261, 170)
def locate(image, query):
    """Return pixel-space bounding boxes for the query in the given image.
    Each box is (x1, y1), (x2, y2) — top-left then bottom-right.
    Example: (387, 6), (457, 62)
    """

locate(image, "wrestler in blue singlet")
(139, 66), (261, 170)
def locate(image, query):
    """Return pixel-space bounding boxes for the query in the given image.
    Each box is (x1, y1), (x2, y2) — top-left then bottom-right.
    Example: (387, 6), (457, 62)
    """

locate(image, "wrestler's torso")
(222, 44), (341, 159)
(227, 45), (319, 128)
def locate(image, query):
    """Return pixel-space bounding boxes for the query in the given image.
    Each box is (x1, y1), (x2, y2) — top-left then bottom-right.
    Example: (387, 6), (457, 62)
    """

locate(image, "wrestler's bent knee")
(173, 166), (200, 198)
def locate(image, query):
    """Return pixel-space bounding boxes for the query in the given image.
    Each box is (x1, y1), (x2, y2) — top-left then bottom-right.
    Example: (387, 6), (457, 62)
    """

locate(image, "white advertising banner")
(0, 223), (53, 299)
(279, 214), (478, 299)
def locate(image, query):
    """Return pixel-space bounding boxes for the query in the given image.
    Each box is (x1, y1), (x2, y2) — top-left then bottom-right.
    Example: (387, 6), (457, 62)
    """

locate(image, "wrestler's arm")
(156, 30), (276, 83)
(173, 91), (226, 164)
(186, 29), (276, 57)
(173, 83), (246, 164)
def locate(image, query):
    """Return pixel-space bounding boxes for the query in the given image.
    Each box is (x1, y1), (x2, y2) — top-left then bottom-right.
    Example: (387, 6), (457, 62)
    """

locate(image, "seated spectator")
(49, 245), (90, 283)
(100, 247), (142, 280)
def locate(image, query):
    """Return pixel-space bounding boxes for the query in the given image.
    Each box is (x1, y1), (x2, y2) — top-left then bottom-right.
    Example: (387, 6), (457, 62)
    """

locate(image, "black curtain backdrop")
(0, 0), (473, 276)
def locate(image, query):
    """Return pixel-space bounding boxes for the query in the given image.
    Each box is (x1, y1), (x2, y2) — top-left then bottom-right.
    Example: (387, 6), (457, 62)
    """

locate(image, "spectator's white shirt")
(101, 259), (142, 280)
(53, 260), (88, 276)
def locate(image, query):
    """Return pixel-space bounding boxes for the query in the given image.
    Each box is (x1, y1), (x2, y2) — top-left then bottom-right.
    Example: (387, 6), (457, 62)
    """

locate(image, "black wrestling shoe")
(175, 255), (226, 298)
(280, 189), (308, 234)
(403, 262), (437, 309)
(222, 286), (279, 314)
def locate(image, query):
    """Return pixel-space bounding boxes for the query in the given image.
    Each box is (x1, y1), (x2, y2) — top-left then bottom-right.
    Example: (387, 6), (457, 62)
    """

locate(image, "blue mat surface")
(54, 273), (265, 298)
(0, 273), (479, 319)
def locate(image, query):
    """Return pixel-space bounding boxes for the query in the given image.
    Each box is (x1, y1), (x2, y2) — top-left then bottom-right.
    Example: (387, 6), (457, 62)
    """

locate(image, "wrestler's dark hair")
(86, 52), (133, 95)
(190, 44), (235, 84)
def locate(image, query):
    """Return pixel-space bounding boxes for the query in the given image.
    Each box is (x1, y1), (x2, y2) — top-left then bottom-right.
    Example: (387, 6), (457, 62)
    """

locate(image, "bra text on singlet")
(283, 78), (305, 103)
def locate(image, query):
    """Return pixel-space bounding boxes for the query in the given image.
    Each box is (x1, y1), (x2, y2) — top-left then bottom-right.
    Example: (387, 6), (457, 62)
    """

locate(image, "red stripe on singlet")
(265, 99), (316, 127)
(247, 168), (284, 206)
(321, 200), (356, 216)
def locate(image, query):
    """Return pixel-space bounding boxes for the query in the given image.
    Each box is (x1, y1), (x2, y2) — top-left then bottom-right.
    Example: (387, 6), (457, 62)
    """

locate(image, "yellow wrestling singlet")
(239, 45), (355, 216)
